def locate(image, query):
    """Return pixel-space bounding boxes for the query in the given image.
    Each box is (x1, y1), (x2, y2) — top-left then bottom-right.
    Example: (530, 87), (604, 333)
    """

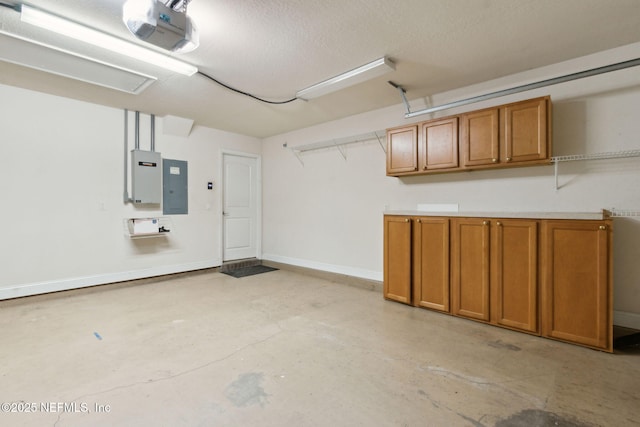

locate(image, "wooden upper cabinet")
(502, 97), (549, 163)
(460, 97), (550, 169)
(541, 220), (612, 351)
(383, 216), (413, 304)
(387, 125), (418, 175)
(461, 108), (499, 167)
(388, 95), (552, 176)
(420, 117), (459, 171)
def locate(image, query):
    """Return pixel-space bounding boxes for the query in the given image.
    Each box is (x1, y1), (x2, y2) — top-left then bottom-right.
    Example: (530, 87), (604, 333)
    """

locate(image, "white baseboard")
(261, 254), (383, 282)
(6, 258), (639, 330)
(0, 259), (221, 301)
(614, 310), (640, 329)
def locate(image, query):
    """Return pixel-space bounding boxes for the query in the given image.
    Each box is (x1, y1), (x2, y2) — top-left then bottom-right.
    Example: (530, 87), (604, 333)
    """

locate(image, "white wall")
(262, 43), (640, 328)
(0, 83), (261, 298)
(2, 42), (639, 329)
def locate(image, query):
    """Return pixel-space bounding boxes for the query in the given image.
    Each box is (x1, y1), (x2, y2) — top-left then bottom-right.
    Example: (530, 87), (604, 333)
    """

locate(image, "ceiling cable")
(0, 2), (18, 11)
(1, 1), (299, 104)
(197, 70), (300, 105)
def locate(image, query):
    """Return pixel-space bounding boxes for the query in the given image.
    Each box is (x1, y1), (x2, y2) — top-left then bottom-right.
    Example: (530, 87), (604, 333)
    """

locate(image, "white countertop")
(383, 210), (610, 220)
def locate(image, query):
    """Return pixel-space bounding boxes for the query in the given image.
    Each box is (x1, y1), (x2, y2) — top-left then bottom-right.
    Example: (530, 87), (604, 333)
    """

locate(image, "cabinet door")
(492, 219), (538, 333)
(387, 126), (418, 175)
(502, 98), (548, 163)
(460, 108), (499, 167)
(413, 217), (450, 312)
(384, 216), (412, 304)
(451, 218), (490, 321)
(419, 118), (458, 171)
(541, 220), (612, 351)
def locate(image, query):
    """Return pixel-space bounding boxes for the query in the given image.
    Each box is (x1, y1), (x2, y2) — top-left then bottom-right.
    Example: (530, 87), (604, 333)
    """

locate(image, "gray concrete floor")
(0, 268), (638, 427)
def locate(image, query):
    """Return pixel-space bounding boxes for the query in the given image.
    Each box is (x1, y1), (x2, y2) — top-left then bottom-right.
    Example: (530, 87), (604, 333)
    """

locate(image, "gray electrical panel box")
(163, 159), (188, 215)
(131, 150), (162, 204)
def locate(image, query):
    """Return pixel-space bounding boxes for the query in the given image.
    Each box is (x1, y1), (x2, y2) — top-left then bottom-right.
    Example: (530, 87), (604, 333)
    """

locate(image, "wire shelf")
(552, 148), (640, 190)
(551, 149), (640, 163)
(609, 209), (640, 217)
(285, 130), (386, 166)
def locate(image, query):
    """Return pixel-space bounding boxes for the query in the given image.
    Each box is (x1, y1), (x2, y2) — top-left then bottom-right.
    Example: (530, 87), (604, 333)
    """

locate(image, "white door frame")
(220, 150), (262, 262)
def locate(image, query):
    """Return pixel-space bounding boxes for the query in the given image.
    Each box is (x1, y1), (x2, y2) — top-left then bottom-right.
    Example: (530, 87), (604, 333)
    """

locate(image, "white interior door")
(223, 153), (258, 261)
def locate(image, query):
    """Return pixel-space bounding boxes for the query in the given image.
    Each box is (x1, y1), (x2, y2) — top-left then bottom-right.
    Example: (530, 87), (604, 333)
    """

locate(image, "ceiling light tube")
(20, 4), (198, 76)
(0, 29), (157, 94)
(296, 57), (395, 100)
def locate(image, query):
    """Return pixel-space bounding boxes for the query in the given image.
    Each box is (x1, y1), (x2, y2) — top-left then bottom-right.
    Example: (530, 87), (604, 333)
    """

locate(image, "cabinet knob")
(599, 225), (607, 230)
(405, 218), (410, 223)
(483, 220), (489, 226)
(416, 219), (421, 223)
(496, 221), (502, 226)
(492, 158), (498, 163)
(423, 166), (428, 171)
(506, 157), (512, 162)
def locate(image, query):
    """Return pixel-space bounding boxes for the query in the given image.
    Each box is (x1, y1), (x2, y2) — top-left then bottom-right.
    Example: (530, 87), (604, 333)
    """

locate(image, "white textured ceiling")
(1, 0), (640, 137)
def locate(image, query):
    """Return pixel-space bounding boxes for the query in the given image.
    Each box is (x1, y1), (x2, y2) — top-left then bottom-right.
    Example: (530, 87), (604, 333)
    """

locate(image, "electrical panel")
(131, 149), (161, 204)
(163, 159), (188, 215)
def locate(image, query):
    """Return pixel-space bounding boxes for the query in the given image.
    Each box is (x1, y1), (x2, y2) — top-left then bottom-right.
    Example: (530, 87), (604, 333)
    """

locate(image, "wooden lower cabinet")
(383, 216), (412, 304)
(492, 219), (539, 333)
(383, 214), (612, 352)
(451, 218), (538, 333)
(383, 215), (449, 311)
(451, 218), (491, 321)
(413, 217), (450, 312)
(541, 220), (613, 352)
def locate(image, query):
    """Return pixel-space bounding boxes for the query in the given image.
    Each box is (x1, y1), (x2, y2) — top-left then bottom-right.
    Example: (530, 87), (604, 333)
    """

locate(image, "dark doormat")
(221, 265), (278, 278)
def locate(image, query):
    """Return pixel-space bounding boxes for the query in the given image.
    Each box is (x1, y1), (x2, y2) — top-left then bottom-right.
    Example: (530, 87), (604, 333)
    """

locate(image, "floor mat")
(221, 265), (278, 278)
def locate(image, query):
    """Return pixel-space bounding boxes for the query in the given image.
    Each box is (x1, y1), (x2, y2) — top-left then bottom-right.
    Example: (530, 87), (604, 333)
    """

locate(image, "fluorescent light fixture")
(296, 57), (395, 100)
(0, 30), (157, 94)
(20, 4), (198, 76)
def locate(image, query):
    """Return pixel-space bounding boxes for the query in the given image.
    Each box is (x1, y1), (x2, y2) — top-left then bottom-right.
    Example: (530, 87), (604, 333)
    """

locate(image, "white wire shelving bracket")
(550, 149), (640, 190)
(284, 130), (386, 166)
(609, 209), (640, 217)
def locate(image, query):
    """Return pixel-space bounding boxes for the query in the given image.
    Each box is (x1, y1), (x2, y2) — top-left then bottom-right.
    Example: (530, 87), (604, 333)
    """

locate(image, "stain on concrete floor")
(495, 409), (594, 427)
(224, 372), (268, 407)
(487, 339), (521, 351)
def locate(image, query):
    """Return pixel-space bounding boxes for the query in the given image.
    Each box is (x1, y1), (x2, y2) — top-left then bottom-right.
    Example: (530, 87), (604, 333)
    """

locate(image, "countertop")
(383, 210), (611, 220)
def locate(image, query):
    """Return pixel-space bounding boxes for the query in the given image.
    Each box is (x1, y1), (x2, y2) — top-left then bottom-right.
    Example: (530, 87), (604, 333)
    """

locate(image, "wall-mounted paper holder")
(124, 217), (172, 238)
